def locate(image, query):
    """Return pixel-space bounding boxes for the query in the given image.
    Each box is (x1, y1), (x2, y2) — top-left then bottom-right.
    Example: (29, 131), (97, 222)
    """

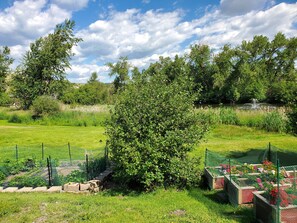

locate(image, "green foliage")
(8, 175), (47, 187)
(60, 170), (87, 184)
(107, 72), (208, 190)
(60, 82), (113, 105)
(12, 20), (82, 109)
(106, 56), (130, 92)
(262, 111), (286, 132)
(87, 156), (107, 179)
(166, 157), (201, 188)
(31, 96), (61, 116)
(287, 105), (297, 135)
(219, 107), (239, 125)
(0, 92), (12, 106)
(0, 46), (13, 93)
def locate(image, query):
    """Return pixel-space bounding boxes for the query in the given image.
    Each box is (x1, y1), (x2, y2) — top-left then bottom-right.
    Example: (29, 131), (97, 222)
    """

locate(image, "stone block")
(0, 187), (3, 192)
(63, 183), (80, 192)
(17, 187), (33, 192)
(79, 183), (90, 191)
(32, 187), (48, 192)
(47, 186), (62, 193)
(3, 187), (18, 192)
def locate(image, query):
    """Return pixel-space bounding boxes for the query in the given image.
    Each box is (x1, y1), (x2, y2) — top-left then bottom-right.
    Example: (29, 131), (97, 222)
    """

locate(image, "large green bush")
(107, 73), (208, 190)
(287, 105), (297, 135)
(31, 96), (61, 116)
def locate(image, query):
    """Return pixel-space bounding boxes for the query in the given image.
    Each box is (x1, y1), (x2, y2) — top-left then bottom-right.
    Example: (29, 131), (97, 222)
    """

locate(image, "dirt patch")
(170, 209), (186, 216)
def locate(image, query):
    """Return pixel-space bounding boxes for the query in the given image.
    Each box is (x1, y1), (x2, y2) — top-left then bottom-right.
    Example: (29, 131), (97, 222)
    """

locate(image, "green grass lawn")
(0, 121), (106, 162)
(0, 119), (296, 222)
(194, 124), (297, 166)
(0, 189), (253, 223)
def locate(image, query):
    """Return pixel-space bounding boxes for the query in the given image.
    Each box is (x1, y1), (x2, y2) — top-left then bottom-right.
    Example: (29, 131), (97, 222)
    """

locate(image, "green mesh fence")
(0, 144), (106, 187)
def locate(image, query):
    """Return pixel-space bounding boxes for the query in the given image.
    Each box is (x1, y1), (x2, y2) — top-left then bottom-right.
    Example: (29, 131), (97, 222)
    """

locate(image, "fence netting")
(0, 144), (107, 188)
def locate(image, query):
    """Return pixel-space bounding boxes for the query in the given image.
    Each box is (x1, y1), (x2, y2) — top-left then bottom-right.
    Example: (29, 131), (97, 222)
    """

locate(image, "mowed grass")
(0, 189), (253, 223)
(193, 124), (297, 166)
(0, 121), (106, 161)
(0, 115), (296, 222)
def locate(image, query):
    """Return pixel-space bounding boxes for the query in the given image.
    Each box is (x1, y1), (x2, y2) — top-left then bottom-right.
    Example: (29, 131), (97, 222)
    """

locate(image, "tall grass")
(0, 108), (110, 127)
(196, 107), (288, 133)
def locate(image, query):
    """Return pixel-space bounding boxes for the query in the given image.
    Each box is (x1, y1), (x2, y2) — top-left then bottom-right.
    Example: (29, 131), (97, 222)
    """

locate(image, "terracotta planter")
(254, 191), (297, 223)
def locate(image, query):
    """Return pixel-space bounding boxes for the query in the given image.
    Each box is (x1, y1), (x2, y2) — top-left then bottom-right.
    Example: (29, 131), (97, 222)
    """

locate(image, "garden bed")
(224, 176), (291, 205)
(254, 191), (297, 223)
(204, 164), (262, 190)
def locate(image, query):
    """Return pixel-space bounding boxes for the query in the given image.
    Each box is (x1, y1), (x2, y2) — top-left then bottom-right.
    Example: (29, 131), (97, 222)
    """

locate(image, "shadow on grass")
(188, 189), (255, 223)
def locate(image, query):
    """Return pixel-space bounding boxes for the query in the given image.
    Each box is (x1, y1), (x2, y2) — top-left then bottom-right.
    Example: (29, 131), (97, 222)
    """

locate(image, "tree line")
(0, 19), (296, 109)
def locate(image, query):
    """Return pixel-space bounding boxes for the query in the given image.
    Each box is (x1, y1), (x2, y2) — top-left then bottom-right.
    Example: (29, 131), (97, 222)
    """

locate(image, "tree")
(107, 72), (208, 190)
(106, 56), (131, 92)
(12, 20), (81, 109)
(88, 72), (98, 84)
(0, 46), (13, 93)
(187, 44), (215, 103)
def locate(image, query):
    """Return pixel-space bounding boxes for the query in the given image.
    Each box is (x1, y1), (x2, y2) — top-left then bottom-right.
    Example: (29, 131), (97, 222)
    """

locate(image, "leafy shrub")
(88, 157), (107, 179)
(8, 114), (22, 123)
(31, 96), (61, 116)
(219, 108), (239, 125)
(107, 73), (208, 190)
(58, 170), (87, 185)
(287, 105), (297, 135)
(165, 157), (201, 188)
(0, 111), (9, 120)
(0, 93), (12, 106)
(262, 111), (286, 132)
(8, 175), (47, 187)
(0, 171), (6, 181)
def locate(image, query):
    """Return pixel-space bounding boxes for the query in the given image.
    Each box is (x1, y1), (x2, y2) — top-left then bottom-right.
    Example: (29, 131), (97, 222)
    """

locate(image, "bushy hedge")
(31, 96), (61, 116)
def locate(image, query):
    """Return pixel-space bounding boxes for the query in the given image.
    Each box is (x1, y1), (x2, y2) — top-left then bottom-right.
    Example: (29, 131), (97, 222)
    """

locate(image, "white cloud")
(1, 1), (297, 83)
(192, 3), (297, 49)
(67, 64), (110, 83)
(142, 0), (150, 4)
(75, 9), (195, 64)
(0, 0), (71, 46)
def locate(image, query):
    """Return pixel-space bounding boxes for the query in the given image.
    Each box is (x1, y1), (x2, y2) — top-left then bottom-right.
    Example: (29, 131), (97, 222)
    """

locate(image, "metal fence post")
(205, 148), (208, 167)
(268, 142), (271, 162)
(47, 157), (51, 186)
(42, 143), (44, 160)
(276, 159), (280, 223)
(86, 154), (89, 180)
(15, 144), (18, 162)
(68, 142), (72, 165)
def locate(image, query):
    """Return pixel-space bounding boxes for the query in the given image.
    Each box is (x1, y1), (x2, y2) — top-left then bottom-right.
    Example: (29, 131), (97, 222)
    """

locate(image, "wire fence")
(0, 143), (108, 188)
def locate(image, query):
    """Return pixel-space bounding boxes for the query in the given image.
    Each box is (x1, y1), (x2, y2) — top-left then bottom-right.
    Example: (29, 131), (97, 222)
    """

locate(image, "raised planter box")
(254, 191), (297, 223)
(204, 164), (262, 190)
(224, 176), (291, 205)
(224, 176), (258, 205)
(204, 167), (225, 190)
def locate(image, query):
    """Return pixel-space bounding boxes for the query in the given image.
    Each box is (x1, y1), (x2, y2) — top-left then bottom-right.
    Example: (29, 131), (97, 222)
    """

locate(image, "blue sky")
(0, 0), (296, 83)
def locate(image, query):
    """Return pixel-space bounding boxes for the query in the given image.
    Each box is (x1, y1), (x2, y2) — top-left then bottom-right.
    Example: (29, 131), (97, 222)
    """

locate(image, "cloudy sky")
(1, 0), (297, 83)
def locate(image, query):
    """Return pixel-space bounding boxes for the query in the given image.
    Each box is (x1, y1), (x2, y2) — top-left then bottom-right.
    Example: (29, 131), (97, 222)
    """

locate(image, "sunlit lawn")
(0, 119), (296, 223)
